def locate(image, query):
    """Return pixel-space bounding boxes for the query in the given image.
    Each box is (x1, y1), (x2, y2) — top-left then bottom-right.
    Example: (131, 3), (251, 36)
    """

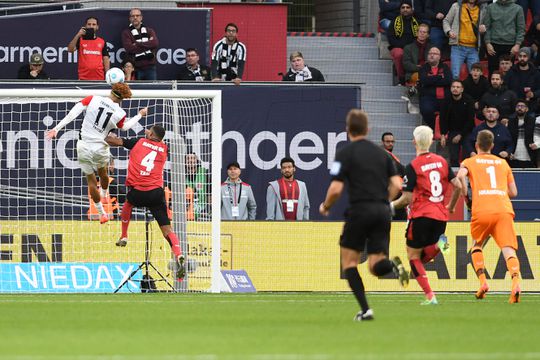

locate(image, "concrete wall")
(314, 0), (378, 33)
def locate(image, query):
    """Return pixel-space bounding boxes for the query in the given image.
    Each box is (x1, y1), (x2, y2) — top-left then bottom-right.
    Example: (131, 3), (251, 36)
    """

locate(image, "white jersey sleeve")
(79, 96), (127, 144)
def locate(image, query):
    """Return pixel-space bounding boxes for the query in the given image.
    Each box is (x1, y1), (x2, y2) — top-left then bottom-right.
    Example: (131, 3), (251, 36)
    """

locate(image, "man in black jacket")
(508, 100), (537, 167)
(479, 71), (518, 124)
(388, 0), (419, 84)
(17, 53), (49, 80)
(463, 62), (489, 114)
(177, 48), (211, 82)
(440, 80), (476, 166)
(504, 47), (540, 113)
(282, 51), (325, 82)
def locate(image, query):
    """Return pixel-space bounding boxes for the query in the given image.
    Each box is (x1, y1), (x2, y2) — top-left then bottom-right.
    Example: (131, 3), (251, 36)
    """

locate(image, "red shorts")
(470, 212), (517, 250)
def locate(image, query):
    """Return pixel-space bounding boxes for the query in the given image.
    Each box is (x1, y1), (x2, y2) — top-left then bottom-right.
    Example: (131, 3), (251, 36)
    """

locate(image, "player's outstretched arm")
(45, 102), (86, 140)
(120, 107), (148, 131)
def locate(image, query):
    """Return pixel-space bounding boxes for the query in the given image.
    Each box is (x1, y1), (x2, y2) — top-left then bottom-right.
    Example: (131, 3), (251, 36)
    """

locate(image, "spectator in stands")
(443, 0), (487, 79)
(388, 0), (420, 85)
(508, 100), (538, 167)
(424, 0), (455, 56)
(221, 161), (257, 220)
(525, 15), (540, 65)
(482, 0), (525, 75)
(211, 23), (247, 85)
(185, 153), (209, 221)
(122, 60), (136, 81)
(498, 54), (514, 78)
(282, 51), (325, 82)
(68, 16), (110, 80)
(403, 23), (432, 92)
(440, 80), (476, 166)
(479, 71), (518, 124)
(177, 48), (211, 81)
(418, 46), (452, 130)
(381, 132), (407, 220)
(463, 62), (489, 112)
(504, 47), (540, 112)
(465, 105), (514, 158)
(379, 0), (402, 32)
(17, 53), (49, 80)
(266, 157), (310, 221)
(122, 8), (159, 80)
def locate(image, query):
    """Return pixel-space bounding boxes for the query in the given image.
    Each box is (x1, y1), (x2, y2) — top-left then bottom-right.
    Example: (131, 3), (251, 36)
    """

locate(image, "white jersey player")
(45, 83), (147, 224)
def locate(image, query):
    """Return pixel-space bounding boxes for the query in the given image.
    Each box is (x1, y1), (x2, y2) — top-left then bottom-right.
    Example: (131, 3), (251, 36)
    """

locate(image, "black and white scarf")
(218, 38), (239, 75)
(188, 65), (205, 82)
(130, 23), (154, 61)
(291, 66), (312, 82)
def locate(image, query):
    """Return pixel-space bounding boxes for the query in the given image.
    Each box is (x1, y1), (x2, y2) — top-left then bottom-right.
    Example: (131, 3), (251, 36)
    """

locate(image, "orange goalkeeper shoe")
(100, 214), (109, 224)
(475, 282), (489, 300)
(509, 285), (521, 304)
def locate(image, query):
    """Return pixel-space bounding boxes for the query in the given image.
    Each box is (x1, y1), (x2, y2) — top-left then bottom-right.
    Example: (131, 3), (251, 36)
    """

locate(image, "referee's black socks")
(372, 259), (394, 276)
(344, 267), (369, 312)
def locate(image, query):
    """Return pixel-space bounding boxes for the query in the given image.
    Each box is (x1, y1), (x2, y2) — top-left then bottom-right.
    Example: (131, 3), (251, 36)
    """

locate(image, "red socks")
(410, 259), (434, 299)
(166, 232), (182, 258)
(120, 201), (133, 238)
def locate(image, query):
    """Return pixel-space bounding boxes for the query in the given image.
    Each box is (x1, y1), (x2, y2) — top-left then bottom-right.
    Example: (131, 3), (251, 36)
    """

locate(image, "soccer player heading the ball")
(45, 83), (148, 224)
(105, 125), (185, 280)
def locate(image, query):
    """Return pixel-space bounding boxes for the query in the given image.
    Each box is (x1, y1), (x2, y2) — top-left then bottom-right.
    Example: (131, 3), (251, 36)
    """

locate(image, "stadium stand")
(288, 34), (419, 164)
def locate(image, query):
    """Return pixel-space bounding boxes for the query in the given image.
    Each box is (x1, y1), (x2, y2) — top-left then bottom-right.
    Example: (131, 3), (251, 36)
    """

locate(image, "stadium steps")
(287, 35), (421, 164)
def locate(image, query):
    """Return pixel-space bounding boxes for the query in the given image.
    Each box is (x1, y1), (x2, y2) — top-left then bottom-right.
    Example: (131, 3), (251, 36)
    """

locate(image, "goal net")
(0, 89), (222, 293)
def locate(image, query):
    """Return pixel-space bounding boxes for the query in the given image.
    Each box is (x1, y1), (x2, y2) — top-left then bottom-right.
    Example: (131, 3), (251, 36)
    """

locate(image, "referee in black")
(320, 109), (409, 321)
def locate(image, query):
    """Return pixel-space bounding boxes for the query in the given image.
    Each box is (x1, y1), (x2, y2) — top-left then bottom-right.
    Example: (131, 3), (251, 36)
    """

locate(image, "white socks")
(95, 201), (106, 216)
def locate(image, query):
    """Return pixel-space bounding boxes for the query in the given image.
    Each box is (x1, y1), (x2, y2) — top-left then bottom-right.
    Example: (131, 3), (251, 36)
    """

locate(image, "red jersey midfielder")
(105, 125), (185, 279)
(457, 130), (521, 303)
(392, 125), (461, 305)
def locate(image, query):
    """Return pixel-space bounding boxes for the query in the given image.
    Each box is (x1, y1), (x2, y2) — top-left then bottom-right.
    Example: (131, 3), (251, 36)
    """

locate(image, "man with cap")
(504, 47), (540, 112)
(17, 53), (49, 80)
(387, 0), (419, 85)
(221, 161), (257, 220)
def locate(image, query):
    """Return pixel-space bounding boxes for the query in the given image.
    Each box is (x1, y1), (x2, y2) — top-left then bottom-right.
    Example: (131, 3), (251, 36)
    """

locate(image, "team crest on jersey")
(329, 161), (341, 176)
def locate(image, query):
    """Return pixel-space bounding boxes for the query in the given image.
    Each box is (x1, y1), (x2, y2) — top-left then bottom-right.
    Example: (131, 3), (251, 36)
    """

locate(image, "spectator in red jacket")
(68, 16), (110, 80)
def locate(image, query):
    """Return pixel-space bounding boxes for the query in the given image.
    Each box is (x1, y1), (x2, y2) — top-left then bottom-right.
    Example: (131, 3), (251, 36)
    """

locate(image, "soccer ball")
(105, 68), (125, 85)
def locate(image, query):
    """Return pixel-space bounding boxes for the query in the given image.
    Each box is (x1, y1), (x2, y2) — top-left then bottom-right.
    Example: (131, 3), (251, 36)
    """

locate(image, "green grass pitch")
(0, 293), (538, 360)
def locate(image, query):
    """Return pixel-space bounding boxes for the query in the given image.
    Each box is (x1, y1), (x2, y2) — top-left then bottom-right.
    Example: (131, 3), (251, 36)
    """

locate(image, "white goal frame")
(0, 89), (222, 293)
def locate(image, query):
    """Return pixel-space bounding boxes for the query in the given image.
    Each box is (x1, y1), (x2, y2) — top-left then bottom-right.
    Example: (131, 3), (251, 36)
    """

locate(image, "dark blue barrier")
(0, 83), (359, 220)
(0, 8), (210, 80)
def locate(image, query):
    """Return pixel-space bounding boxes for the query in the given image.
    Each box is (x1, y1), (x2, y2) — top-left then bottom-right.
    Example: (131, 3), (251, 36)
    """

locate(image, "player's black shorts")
(340, 202), (391, 254)
(126, 187), (170, 226)
(405, 217), (446, 249)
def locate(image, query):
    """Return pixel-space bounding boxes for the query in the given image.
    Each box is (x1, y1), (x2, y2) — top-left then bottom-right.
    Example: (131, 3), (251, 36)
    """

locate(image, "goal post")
(0, 88), (222, 293)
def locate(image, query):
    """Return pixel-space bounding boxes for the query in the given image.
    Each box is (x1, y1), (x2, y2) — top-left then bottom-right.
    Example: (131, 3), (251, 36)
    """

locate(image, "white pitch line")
(2, 353), (540, 360)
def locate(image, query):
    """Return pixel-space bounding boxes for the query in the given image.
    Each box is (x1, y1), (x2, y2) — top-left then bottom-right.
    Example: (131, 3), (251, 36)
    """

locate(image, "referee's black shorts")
(405, 217), (446, 249)
(340, 202), (391, 255)
(126, 187), (170, 226)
